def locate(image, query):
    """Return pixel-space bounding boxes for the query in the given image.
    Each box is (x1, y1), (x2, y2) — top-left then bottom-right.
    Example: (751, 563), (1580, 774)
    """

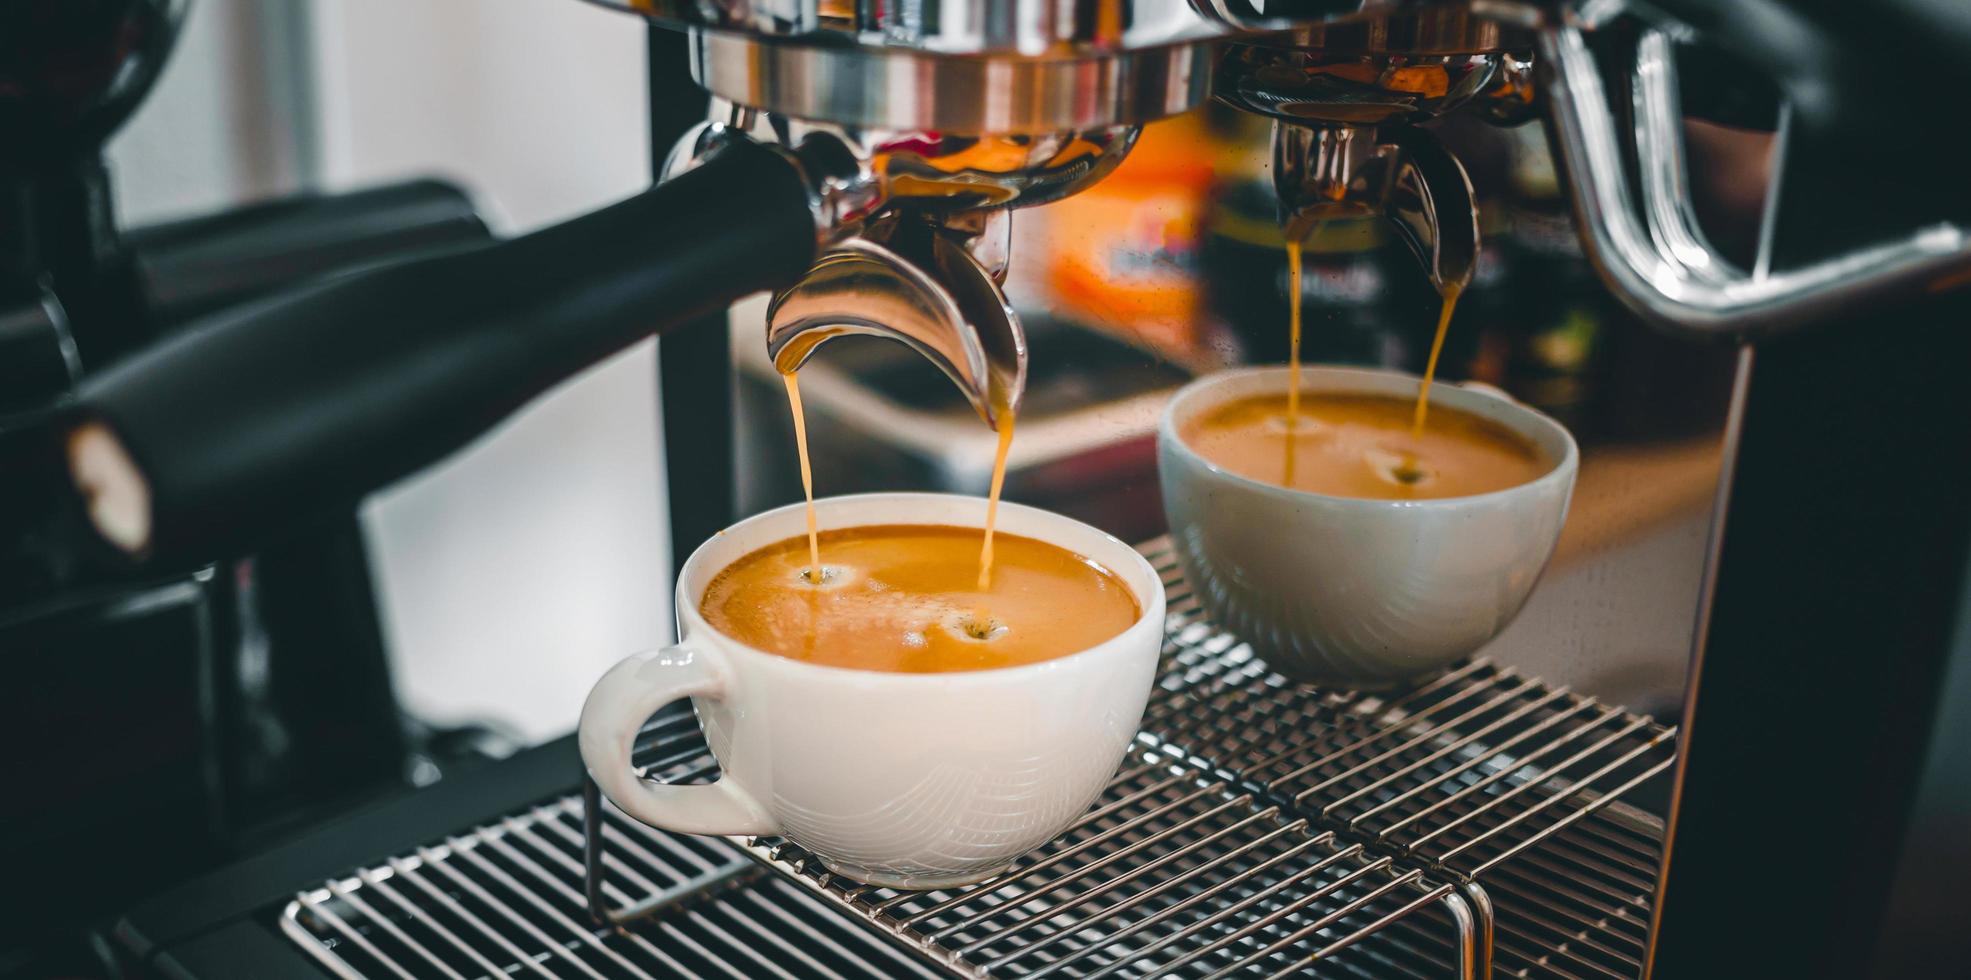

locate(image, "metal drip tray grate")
(284, 539), (1676, 978)
(1486, 810), (1660, 979)
(747, 745), (1476, 978)
(1142, 535), (1676, 880)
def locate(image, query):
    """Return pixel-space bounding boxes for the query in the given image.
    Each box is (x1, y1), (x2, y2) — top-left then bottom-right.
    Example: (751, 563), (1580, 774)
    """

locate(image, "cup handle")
(578, 646), (779, 837)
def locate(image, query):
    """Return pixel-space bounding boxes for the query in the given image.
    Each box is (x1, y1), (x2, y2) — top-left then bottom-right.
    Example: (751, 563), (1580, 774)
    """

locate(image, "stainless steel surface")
(614, 539), (1671, 976)
(768, 212), (1029, 427)
(691, 32), (1209, 133)
(684, 103), (1145, 217)
(1195, 0), (1540, 39)
(696, 539), (1673, 975)
(1539, 22), (1971, 336)
(804, 121), (1144, 215)
(281, 539), (1674, 978)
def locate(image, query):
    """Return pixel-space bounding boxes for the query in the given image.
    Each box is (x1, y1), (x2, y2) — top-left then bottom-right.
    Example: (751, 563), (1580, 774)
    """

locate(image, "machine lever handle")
(62, 138), (818, 569)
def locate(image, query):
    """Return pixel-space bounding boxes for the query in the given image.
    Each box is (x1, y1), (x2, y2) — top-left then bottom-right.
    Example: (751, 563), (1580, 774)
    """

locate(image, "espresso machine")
(6, 0), (1971, 975)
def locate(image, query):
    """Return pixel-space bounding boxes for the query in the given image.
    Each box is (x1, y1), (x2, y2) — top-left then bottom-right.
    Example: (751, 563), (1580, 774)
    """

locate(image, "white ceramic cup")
(1158, 366), (1578, 689)
(579, 492), (1165, 889)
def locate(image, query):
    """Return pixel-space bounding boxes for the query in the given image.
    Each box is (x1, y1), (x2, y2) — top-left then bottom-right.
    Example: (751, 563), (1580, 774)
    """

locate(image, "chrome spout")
(766, 212), (1027, 429)
(1272, 121), (1478, 293)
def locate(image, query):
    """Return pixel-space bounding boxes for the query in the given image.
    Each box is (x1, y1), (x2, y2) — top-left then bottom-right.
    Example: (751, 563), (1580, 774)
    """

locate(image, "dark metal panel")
(1869, 544), (1971, 976)
(1649, 290), (1971, 977)
(151, 921), (332, 980)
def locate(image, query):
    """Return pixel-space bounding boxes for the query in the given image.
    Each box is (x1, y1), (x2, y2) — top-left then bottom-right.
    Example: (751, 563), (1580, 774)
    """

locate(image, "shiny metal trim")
(663, 122), (883, 246)
(1454, 882), (1494, 979)
(1632, 29), (1739, 285)
(1540, 22), (1971, 336)
(690, 30), (1210, 133)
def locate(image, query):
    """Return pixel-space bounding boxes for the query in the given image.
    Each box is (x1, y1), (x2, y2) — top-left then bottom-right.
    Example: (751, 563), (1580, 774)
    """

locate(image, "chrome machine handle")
(1539, 20), (1971, 338)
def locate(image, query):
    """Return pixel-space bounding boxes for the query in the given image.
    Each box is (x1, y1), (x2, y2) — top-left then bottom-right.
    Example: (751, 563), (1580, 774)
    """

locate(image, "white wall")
(306, 0), (672, 744)
(111, 0), (310, 224)
(112, 0), (674, 745)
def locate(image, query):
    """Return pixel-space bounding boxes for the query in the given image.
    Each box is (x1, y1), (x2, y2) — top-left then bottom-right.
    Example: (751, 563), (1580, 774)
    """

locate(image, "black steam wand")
(16, 136), (827, 578)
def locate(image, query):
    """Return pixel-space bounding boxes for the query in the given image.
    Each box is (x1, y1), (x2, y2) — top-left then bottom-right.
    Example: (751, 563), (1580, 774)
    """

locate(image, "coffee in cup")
(1179, 391), (1549, 500)
(580, 493), (1164, 889)
(701, 524), (1140, 673)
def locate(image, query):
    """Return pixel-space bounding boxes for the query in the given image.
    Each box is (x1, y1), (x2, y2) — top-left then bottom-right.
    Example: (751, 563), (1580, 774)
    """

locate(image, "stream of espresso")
(780, 368), (1019, 605)
(1411, 283), (1464, 436)
(781, 372), (821, 581)
(1284, 238), (1304, 486)
(1282, 227), (1464, 482)
(977, 411), (1018, 591)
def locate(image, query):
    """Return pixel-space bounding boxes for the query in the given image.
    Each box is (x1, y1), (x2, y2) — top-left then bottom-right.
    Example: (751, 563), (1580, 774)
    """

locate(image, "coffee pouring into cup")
(579, 494), (1164, 888)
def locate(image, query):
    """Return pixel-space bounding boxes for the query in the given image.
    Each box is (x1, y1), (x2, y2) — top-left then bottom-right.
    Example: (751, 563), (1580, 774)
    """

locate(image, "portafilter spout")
(1212, 12), (1523, 292)
(677, 115), (1141, 431)
(1272, 121), (1479, 294)
(767, 210), (1026, 429)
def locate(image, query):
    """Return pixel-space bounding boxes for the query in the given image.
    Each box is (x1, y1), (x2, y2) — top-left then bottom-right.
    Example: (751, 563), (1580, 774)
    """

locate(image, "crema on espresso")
(700, 525), (1139, 673)
(1183, 392), (1548, 500)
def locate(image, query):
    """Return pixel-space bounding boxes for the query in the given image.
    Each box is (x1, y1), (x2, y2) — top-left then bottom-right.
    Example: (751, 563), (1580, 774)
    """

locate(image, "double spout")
(679, 117), (1141, 431)
(1272, 121), (1479, 295)
(768, 210), (1027, 430)
(1211, 20), (1524, 295)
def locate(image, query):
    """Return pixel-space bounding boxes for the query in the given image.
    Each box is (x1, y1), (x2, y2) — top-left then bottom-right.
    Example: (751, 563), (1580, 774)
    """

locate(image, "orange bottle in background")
(1018, 111), (1218, 358)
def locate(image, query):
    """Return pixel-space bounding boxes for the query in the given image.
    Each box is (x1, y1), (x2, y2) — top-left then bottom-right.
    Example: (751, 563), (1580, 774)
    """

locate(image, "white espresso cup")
(579, 492), (1165, 889)
(1158, 366), (1578, 689)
